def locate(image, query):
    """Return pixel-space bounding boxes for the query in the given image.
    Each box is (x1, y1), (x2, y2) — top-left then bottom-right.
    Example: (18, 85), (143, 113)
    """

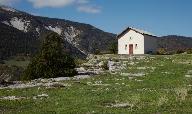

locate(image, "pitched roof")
(117, 27), (157, 38)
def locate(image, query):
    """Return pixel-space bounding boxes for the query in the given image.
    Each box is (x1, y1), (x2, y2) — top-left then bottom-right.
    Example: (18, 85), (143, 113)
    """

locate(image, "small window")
(135, 44), (138, 49)
(125, 45), (127, 50)
(129, 37), (132, 40)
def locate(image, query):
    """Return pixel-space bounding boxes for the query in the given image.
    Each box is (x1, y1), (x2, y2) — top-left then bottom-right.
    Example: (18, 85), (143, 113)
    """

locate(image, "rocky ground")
(0, 54), (149, 89)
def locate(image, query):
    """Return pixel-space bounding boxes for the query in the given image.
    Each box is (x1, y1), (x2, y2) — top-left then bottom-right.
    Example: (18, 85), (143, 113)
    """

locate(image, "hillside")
(0, 6), (116, 59)
(158, 35), (192, 51)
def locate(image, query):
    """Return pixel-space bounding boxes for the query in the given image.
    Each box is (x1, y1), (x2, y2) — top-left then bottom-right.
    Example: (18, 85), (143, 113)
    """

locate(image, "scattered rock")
(136, 67), (156, 71)
(187, 70), (192, 74)
(52, 77), (71, 81)
(76, 67), (86, 74)
(0, 78), (71, 89)
(135, 79), (143, 82)
(161, 72), (172, 74)
(185, 70), (192, 78)
(106, 103), (134, 108)
(90, 84), (110, 86)
(185, 75), (192, 78)
(121, 72), (145, 77)
(98, 61), (104, 67)
(176, 61), (192, 64)
(128, 77), (134, 80)
(73, 75), (90, 80)
(137, 67), (147, 70)
(0, 96), (26, 100)
(45, 82), (67, 88)
(33, 94), (49, 100)
(128, 62), (135, 65)
(37, 94), (49, 97)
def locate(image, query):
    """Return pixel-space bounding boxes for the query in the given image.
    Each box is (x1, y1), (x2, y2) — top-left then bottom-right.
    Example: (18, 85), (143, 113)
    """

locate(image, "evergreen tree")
(109, 42), (118, 54)
(22, 32), (77, 80)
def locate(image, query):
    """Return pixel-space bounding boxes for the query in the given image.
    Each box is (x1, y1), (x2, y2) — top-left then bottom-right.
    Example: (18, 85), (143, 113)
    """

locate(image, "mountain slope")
(0, 22), (40, 59)
(158, 35), (192, 51)
(0, 6), (116, 59)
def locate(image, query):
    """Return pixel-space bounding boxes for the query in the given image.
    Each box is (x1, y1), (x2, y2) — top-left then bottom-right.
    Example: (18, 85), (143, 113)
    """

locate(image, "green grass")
(4, 60), (30, 69)
(1, 54), (192, 114)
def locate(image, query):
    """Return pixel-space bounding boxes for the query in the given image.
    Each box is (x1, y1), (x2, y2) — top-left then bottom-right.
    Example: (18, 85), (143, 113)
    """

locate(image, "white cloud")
(76, 0), (89, 4)
(0, 0), (19, 6)
(77, 5), (101, 14)
(27, 0), (101, 14)
(28, 0), (91, 8)
(28, 0), (76, 8)
(0, 0), (102, 14)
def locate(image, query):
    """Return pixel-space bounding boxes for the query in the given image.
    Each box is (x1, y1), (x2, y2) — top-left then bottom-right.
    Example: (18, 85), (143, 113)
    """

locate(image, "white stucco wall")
(118, 30), (145, 54)
(144, 35), (157, 53)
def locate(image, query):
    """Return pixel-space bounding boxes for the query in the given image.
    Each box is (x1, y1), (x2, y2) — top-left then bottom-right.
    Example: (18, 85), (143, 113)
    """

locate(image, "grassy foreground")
(0, 54), (192, 114)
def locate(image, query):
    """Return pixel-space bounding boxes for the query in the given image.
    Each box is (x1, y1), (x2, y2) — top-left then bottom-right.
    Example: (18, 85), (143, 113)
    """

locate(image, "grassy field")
(4, 60), (30, 69)
(0, 54), (192, 114)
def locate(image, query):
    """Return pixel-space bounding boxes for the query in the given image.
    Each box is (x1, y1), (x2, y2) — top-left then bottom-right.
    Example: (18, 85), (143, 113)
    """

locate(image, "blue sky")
(1, 0), (192, 37)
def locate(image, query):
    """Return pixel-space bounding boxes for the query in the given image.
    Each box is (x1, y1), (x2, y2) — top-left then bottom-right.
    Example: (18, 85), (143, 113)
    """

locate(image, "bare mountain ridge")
(0, 6), (115, 59)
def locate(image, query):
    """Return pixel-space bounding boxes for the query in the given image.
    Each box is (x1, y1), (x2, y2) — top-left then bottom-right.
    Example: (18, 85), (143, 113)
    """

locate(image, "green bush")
(74, 58), (87, 67)
(101, 60), (109, 70)
(22, 32), (77, 80)
(94, 49), (101, 55)
(108, 42), (118, 54)
(176, 49), (185, 54)
(187, 48), (192, 54)
(0, 64), (24, 82)
(156, 48), (167, 55)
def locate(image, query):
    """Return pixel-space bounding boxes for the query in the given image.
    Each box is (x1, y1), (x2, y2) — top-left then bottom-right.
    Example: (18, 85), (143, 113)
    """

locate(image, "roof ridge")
(117, 27), (157, 38)
(129, 27), (154, 36)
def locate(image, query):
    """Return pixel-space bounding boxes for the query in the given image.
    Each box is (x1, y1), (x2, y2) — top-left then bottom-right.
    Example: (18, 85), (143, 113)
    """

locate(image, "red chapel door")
(129, 44), (133, 54)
